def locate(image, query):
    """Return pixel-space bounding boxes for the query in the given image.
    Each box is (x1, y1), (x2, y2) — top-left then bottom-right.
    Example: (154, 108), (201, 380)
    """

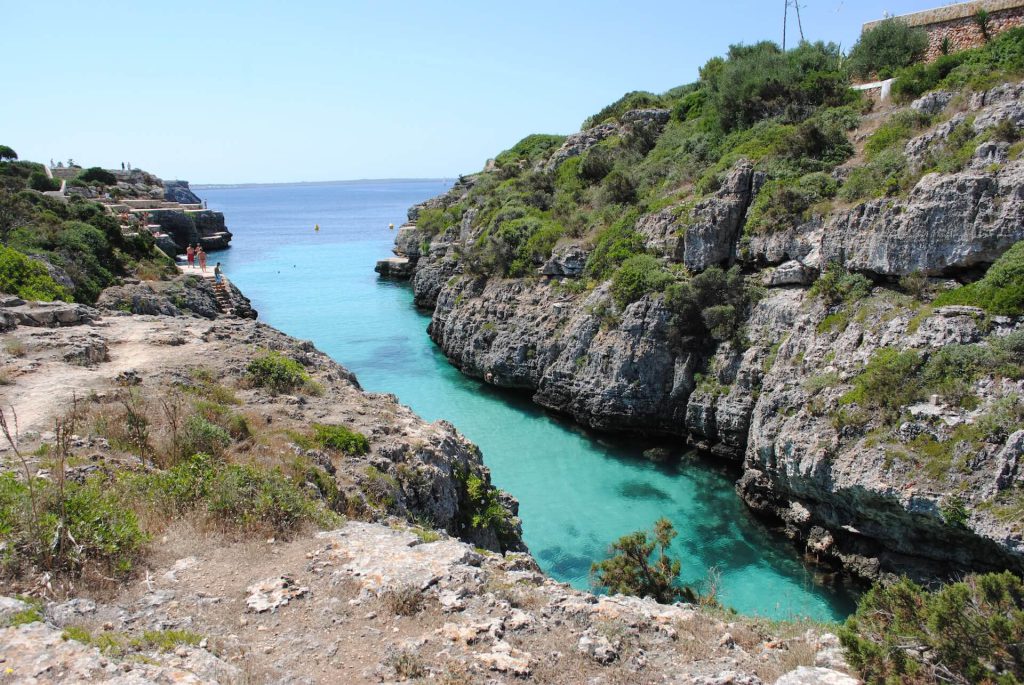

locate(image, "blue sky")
(5, 0), (950, 183)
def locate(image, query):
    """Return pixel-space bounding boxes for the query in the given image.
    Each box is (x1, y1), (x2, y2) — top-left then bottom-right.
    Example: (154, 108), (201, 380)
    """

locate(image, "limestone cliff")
(388, 81), (1024, 586)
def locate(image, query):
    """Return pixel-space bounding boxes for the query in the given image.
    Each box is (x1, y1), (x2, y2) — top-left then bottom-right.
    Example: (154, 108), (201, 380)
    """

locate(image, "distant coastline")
(193, 178), (452, 190)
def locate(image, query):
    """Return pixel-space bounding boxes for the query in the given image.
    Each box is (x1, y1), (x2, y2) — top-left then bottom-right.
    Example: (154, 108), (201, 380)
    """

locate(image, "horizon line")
(192, 177), (458, 189)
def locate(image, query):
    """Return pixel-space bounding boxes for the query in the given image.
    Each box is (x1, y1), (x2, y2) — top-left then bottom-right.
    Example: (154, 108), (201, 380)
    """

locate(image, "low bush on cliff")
(494, 134), (566, 170)
(846, 18), (929, 81)
(665, 265), (760, 345)
(246, 350), (318, 394)
(0, 472), (147, 580)
(0, 244), (72, 301)
(122, 453), (340, 536)
(293, 423), (369, 456)
(933, 240), (1024, 316)
(610, 254), (674, 307)
(840, 572), (1024, 684)
(744, 172), (837, 235)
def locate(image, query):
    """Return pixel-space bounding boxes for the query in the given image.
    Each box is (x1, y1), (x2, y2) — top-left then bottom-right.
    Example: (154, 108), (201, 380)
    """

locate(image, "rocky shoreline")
(383, 82), (1024, 589)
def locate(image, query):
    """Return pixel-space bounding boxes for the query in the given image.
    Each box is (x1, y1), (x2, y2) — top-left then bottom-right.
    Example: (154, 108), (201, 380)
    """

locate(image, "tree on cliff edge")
(0, 146), (17, 162)
(591, 517), (697, 604)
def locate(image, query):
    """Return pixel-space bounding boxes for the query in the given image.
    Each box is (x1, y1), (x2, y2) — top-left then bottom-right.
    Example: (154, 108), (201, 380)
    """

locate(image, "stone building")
(863, 0), (1024, 61)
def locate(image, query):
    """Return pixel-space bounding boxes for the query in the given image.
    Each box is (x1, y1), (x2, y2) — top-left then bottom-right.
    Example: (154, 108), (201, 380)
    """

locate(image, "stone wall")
(863, 0), (1024, 61)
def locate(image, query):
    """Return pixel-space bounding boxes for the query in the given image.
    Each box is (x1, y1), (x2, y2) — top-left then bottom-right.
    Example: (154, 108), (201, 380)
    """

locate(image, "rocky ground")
(0, 522), (854, 684)
(0, 283), (855, 683)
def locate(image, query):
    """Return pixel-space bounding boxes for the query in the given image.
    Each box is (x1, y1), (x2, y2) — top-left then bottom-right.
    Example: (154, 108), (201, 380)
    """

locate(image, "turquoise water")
(199, 180), (857, 621)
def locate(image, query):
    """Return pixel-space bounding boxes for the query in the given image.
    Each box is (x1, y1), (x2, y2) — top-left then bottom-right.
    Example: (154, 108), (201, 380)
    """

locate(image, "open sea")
(198, 178), (857, 621)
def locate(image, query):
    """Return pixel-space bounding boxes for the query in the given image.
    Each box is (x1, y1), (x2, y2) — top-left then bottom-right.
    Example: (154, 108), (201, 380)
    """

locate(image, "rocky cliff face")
(388, 82), (1024, 585)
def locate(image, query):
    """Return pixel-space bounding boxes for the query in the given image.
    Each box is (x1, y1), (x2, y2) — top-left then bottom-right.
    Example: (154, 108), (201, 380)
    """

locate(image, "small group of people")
(186, 244), (223, 283)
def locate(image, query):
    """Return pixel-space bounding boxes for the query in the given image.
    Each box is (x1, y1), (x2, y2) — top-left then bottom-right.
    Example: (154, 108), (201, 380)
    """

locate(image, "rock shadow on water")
(618, 480), (673, 501)
(536, 545), (594, 580)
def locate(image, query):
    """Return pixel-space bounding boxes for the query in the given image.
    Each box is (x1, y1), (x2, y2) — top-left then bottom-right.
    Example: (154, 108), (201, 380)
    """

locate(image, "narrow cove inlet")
(201, 179), (857, 621)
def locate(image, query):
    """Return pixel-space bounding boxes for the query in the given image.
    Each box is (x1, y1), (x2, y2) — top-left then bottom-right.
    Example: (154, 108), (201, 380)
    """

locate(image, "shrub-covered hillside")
(0, 152), (173, 303)
(414, 28), (1024, 315)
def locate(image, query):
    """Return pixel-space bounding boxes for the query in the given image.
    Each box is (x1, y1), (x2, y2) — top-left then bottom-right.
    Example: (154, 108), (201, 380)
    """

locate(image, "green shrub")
(28, 171), (59, 192)
(416, 204), (464, 238)
(583, 212), (644, 281)
(841, 347), (924, 418)
(494, 134), (566, 169)
(601, 169), (637, 204)
(840, 572), (1024, 684)
(579, 146), (616, 182)
(0, 473), (146, 578)
(311, 423), (369, 455)
(839, 147), (909, 201)
(933, 239), (1024, 315)
(745, 172), (837, 235)
(180, 415), (231, 458)
(246, 350), (312, 394)
(665, 265), (758, 345)
(0, 245), (72, 301)
(591, 518), (696, 604)
(847, 19), (929, 80)
(76, 167), (117, 185)
(863, 110), (931, 159)
(704, 41), (852, 132)
(809, 263), (873, 306)
(0, 146), (17, 162)
(611, 254), (673, 307)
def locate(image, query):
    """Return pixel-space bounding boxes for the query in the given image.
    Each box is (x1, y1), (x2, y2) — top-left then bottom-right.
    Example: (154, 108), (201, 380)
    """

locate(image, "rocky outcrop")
(821, 160), (1024, 276)
(543, 108), (671, 172)
(683, 162), (761, 270)
(739, 294), (1024, 583)
(96, 274), (255, 320)
(162, 179), (203, 205)
(145, 208), (232, 254)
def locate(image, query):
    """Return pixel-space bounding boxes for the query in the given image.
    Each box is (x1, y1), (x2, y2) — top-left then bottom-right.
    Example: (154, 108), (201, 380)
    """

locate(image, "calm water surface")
(198, 179), (857, 621)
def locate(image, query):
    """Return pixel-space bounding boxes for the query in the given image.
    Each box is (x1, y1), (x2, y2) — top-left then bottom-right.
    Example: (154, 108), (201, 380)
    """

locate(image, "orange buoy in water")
(388, 223), (394, 230)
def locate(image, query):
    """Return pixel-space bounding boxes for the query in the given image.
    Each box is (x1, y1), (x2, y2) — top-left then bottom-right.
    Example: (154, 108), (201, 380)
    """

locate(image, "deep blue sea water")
(198, 179), (857, 621)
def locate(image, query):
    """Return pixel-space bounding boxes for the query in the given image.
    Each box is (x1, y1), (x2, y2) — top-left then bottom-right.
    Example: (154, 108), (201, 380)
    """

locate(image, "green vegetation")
(62, 626), (203, 656)
(591, 518), (696, 604)
(892, 27), (1024, 101)
(665, 266), (761, 345)
(0, 472), (147, 578)
(246, 350), (318, 394)
(846, 19), (929, 80)
(809, 263), (873, 307)
(610, 254), (673, 307)
(744, 172), (836, 235)
(0, 146), (17, 162)
(76, 167), (117, 185)
(28, 171), (59, 192)
(0, 185), (165, 302)
(122, 453), (341, 535)
(494, 134), (566, 170)
(0, 244), (72, 301)
(934, 240), (1024, 316)
(840, 572), (1024, 684)
(294, 423), (370, 456)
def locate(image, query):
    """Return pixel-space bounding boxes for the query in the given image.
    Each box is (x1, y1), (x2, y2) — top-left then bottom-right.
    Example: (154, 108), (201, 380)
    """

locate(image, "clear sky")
(5, 0), (952, 184)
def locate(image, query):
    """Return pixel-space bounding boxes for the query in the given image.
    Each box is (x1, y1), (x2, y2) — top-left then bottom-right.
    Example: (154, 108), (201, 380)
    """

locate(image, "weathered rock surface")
(0, 521), (854, 684)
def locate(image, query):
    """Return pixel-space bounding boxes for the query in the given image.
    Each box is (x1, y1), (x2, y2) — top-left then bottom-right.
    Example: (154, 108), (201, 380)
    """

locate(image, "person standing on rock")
(214, 262), (223, 284)
(186, 244), (195, 268)
(197, 246), (207, 273)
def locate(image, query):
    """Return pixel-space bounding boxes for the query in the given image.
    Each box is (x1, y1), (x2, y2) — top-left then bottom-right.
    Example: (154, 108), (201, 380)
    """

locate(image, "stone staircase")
(212, 280), (234, 315)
